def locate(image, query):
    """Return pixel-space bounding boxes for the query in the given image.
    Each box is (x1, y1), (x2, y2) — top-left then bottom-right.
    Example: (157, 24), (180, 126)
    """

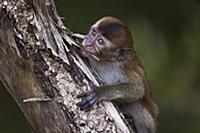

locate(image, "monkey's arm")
(77, 82), (145, 110)
(96, 83), (145, 102)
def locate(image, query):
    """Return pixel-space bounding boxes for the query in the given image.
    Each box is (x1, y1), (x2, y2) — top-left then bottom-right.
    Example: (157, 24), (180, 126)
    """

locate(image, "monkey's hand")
(76, 83), (100, 111)
(77, 82), (145, 111)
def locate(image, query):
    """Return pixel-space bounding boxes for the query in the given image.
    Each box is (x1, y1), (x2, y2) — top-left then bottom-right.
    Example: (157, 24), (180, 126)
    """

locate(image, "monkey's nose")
(83, 39), (93, 46)
(83, 36), (97, 46)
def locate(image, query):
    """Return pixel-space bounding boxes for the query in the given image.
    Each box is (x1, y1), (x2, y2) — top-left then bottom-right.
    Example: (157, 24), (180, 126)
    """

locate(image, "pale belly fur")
(90, 59), (128, 85)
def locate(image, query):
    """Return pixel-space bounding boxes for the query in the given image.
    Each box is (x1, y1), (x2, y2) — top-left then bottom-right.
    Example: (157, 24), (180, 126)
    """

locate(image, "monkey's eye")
(91, 29), (97, 36)
(97, 38), (104, 45)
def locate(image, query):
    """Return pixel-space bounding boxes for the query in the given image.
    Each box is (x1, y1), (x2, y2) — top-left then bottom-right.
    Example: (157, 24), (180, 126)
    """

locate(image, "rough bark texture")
(0, 0), (132, 133)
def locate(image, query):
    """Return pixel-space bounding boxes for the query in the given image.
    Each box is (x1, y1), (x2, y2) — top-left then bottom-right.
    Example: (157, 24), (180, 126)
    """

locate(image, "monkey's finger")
(80, 102), (90, 111)
(89, 81), (96, 89)
(79, 101), (91, 111)
(80, 97), (97, 111)
(85, 92), (95, 101)
(77, 92), (95, 106)
(76, 89), (94, 98)
(76, 92), (87, 98)
(87, 97), (97, 107)
(76, 99), (87, 107)
(83, 98), (97, 111)
(77, 93), (96, 110)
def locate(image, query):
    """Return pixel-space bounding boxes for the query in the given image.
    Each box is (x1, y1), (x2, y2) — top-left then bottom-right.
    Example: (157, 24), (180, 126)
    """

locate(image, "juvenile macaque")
(77, 16), (159, 133)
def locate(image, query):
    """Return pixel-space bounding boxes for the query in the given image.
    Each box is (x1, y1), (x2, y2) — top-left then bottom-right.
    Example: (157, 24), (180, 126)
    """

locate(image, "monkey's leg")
(122, 103), (156, 133)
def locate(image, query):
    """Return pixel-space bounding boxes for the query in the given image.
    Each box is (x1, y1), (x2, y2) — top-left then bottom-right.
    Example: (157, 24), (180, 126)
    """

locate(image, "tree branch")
(0, 0), (132, 132)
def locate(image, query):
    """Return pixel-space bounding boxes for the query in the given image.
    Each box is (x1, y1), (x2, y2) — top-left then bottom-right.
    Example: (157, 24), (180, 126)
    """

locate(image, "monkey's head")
(82, 16), (134, 61)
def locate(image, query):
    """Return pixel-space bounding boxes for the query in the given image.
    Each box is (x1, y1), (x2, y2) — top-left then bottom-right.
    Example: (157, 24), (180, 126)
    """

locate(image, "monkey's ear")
(114, 48), (133, 61)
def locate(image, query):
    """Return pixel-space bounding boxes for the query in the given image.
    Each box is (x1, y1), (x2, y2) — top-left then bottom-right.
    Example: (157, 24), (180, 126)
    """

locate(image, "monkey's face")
(82, 17), (133, 60)
(82, 27), (111, 57)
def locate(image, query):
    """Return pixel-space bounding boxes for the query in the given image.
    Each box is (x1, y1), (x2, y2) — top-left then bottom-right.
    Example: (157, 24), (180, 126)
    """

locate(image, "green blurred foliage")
(1, 0), (200, 132)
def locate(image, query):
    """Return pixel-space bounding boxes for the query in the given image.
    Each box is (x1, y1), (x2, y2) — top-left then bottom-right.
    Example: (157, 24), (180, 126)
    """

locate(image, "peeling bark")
(0, 0), (132, 132)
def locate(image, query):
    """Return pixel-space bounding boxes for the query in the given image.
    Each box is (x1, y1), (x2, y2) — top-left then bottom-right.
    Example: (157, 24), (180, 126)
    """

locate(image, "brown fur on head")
(82, 16), (134, 60)
(96, 16), (133, 49)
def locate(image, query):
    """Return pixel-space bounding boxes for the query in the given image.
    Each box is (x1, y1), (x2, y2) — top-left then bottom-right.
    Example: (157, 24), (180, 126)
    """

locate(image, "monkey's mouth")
(85, 47), (95, 54)
(83, 47), (100, 61)
(84, 46), (100, 55)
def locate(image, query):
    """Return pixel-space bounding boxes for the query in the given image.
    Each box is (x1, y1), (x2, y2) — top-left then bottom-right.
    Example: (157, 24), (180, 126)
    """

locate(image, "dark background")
(1, 0), (200, 132)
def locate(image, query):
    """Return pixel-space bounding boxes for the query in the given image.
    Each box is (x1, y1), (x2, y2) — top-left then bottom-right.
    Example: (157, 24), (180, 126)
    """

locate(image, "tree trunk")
(0, 0), (132, 132)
